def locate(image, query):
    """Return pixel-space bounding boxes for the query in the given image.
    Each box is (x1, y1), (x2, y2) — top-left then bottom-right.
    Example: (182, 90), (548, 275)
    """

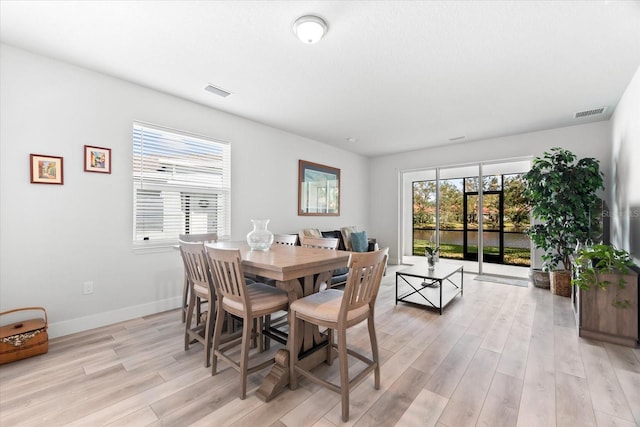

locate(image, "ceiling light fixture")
(293, 15), (328, 44)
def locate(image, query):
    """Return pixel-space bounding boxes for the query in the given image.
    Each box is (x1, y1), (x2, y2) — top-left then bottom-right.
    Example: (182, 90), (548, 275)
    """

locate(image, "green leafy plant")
(522, 147), (604, 271)
(424, 246), (440, 256)
(572, 244), (635, 308)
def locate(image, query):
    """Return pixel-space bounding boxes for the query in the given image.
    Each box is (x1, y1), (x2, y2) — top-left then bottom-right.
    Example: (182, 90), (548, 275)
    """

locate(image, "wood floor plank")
(424, 333), (483, 398)
(614, 369), (640, 425)
(229, 388), (312, 427)
(495, 294), (536, 380)
(480, 288), (523, 353)
(476, 372), (522, 427)
(103, 407), (159, 426)
(555, 372), (596, 427)
(279, 388), (340, 427)
(410, 322), (467, 377)
(605, 343), (640, 374)
(355, 367), (430, 426)
(516, 288), (557, 427)
(580, 340), (635, 422)
(393, 388), (448, 427)
(593, 410), (639, 427)
(554, 325), (586, 378)
(437, 348), (501, 427)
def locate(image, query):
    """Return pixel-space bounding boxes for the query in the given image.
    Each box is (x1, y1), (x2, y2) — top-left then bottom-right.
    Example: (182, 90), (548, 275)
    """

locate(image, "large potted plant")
(522, 147), (604, 296)
(572, 244), (638, 347)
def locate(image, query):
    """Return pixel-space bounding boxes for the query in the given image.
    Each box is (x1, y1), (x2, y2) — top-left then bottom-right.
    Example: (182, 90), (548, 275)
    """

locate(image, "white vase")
(246, 219), (274, 251)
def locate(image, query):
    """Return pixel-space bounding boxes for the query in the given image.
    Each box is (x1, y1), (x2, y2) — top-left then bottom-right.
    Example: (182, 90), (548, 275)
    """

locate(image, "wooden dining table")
(206, 241), (351, 401)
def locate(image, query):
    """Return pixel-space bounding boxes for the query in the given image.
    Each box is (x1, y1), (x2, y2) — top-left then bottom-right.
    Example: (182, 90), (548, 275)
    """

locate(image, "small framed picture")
(30, 154), (64, 185)
(84, 145), (111, 174)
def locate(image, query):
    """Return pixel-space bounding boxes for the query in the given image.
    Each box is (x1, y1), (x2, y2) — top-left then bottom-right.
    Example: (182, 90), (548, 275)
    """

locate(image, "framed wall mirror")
(298, 160), (340, 216)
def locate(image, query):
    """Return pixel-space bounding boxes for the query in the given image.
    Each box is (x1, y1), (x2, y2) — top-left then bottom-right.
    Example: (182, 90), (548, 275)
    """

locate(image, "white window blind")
(132, 122), (231, 251)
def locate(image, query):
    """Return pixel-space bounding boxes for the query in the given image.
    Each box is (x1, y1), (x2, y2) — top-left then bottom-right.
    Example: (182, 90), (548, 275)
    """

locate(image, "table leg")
(256, 271), (333, 402)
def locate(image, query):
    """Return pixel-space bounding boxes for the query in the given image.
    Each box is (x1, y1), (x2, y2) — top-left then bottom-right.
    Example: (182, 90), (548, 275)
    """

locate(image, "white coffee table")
(395, 261), (463, 314)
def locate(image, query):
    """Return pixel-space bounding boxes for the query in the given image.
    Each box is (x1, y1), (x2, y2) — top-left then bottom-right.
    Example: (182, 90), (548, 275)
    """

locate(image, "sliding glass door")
(409, 160), (531, 271)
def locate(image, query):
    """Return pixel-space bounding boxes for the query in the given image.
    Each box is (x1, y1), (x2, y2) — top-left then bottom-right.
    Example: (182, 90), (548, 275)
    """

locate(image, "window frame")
(132, 122), (231, 252)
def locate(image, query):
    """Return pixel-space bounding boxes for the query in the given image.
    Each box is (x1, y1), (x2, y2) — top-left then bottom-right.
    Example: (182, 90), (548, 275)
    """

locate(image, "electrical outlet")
(83, 281), (94, 295)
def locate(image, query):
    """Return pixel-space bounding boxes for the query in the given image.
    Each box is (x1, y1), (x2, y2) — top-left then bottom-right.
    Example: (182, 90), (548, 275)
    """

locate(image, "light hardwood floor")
(1, 266), (639, 426)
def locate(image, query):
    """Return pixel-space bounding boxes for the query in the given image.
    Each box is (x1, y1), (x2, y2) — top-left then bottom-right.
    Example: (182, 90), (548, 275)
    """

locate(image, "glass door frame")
(463, 190), (504, 263)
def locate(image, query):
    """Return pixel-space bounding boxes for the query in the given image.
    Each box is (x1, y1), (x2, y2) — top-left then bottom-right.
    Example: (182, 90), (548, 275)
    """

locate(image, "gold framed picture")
(30, 154), (64, 185)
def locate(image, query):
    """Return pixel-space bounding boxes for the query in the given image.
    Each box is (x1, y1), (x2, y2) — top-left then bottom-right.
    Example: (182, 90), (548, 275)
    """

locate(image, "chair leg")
(203, 303), (215, 368)
(338, 328), (350, 422)
(288, 310), (299, 390)
(196, 298), (202, 326)
(211, 302), (225, 375)
(185, 292), (196, 351)
(258, 316), (264, 353)
(368, 313), (380, 389)
(263, 314), (271, 351)
(240, 315), (252, 399)
(326, 328), (334, 366)
(182, 274), (189, 323)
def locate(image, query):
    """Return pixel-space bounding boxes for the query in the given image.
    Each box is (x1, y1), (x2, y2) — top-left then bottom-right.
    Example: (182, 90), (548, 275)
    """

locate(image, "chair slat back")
(273, 234), (298, 246)
(340, 248), (388, 318)
(205, 247), (250, 310)
(179, 232), (218, 243)
(179, 241), (214, 299)
(300, 236), (339, 250)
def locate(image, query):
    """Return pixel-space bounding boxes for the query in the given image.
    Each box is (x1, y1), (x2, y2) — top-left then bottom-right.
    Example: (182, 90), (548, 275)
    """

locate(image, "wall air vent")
(574, 107), (607, 119)
(204, 84), (232, 98)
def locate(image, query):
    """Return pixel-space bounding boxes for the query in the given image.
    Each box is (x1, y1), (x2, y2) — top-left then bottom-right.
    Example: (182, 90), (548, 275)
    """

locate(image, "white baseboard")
(48, 296), (182, 338)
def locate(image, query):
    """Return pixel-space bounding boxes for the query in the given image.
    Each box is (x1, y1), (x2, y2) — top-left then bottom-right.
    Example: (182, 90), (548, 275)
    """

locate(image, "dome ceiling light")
(293, 15), (328, 44)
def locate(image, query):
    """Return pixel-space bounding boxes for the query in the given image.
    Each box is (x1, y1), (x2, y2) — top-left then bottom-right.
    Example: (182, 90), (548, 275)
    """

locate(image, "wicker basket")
(550, 271), (572, 297)
(0, 307), (48, 365)
(532, 269), (551, 289)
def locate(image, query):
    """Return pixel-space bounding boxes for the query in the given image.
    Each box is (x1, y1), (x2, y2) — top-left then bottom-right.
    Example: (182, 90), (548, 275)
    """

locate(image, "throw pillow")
(340, 226), (357, 251)
(299, 228), (322, 238)
(351, 230), (368, 252)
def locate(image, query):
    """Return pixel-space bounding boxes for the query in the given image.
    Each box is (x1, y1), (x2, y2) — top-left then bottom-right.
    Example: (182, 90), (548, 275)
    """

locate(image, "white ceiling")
(1, 1), (639, 157)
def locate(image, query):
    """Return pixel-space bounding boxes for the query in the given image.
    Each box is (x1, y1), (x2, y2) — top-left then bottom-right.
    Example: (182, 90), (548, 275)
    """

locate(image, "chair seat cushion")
(223, 283), (288, 313)
(290, 289), (369, 323)
(193, 284), (210, 299)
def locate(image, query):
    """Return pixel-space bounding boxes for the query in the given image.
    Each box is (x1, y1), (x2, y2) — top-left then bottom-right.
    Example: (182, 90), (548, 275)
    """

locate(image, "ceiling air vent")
(448, 136), (466, 142)
(574, 107), (607, 119)
(204, 84), (231, 98)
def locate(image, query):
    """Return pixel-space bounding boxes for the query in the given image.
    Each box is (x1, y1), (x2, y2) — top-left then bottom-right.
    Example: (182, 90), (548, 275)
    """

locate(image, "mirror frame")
(298, 160), (341, 216)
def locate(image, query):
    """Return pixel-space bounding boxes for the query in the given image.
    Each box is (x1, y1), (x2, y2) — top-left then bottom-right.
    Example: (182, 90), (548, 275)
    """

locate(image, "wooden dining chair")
(288, 248), (389, 422)
(179, 241), (217, 367)
(300, 236), (342, 290)
(273, 234), (298, 246)
(299, 235), (339, 250)
(179, 233), (218, 323)
(205, 246), (289, 399)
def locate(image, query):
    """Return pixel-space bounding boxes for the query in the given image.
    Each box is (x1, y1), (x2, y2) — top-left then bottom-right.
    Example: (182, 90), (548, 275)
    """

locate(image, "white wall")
(0, 44), (370, 337)
(610, 65), (640, 264)
(369, 121), (612, 264)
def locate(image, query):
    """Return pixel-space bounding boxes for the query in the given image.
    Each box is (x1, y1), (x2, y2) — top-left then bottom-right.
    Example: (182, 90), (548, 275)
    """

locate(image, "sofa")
(298, 227), (379, 287)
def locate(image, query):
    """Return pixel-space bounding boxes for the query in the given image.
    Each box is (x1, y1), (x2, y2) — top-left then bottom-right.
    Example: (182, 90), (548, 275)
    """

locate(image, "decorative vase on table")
(246, 219), (274, 251)
(425, 246), (439, 271)
(427, 255), (436, 270)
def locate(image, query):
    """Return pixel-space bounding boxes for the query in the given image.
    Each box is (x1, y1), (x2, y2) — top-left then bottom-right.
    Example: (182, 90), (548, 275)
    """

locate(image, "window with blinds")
(132, 122), (231, 250)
